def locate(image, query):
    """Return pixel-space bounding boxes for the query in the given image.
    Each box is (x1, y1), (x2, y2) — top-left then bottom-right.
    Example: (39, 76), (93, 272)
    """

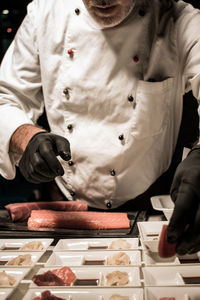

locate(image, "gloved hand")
(19, 132), (71, 184)
(167, 145), (200, 255)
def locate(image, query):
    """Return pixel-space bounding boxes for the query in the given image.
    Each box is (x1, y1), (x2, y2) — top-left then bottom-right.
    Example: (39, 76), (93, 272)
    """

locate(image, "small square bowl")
(150, 195), (174, 220)
(138, 221), (168, 252)
(0, 239), (53, 252)
(143, 265), (200, 286)
(0, 251), (43, 268)
(145, 286), (200, 300)
(0, 268), (29, 288)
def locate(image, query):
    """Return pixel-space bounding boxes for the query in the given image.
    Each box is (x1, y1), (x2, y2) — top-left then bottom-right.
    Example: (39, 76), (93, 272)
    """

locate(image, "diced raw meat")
(158, 225), (176, 258)
(32, 271), (65, 286)
(28, 210), (130, 229)
(33, 290), (66, 300)
(32, 267), (76, 286)
(52, 267), (76, 286)
(5, 201), (88, 221)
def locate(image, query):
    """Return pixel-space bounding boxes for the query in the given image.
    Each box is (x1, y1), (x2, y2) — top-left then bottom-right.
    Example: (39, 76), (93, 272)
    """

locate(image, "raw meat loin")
(28, 210), (130, 229)
(32, 267), (76, 286)
(5, 201), (88, 221)
(33, 290), (65, 300)
(158, 225), (176, 258)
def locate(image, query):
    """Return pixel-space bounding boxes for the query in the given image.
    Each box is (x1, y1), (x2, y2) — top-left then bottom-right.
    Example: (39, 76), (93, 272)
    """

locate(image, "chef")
(0, 0), (200, 254)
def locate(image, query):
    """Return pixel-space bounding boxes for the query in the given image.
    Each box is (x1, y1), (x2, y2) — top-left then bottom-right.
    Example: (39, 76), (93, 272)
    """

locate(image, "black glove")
(167, 145), (200, 255)
(19, 132), (71, 184)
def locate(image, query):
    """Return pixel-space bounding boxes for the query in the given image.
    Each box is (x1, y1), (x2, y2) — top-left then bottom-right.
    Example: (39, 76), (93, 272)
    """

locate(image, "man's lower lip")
(93, 5), (117, 16)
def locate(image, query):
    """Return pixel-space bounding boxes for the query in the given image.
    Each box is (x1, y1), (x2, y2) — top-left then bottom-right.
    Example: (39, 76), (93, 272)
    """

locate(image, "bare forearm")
(9, 124), (46, 154)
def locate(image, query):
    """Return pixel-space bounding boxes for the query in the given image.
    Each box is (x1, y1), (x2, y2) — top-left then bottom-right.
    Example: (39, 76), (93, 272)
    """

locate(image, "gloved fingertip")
(188, 248), (197, 254)
(176, 248), (187, 256)
(56, 168), (64, 176)
(59, 151), (71, 161)
(167, 235), (177, 244)
(166, 226), (178, 244)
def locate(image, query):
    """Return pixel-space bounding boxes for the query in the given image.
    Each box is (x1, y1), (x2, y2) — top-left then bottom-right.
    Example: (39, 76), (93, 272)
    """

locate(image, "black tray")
(0, 210), (146, 239)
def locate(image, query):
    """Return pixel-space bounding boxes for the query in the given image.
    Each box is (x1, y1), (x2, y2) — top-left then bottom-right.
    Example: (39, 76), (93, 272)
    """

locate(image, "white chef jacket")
(0, 0), (200, 209)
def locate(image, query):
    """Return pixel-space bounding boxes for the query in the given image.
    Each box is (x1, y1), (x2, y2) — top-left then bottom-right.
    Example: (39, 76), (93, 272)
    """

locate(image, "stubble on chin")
(88, 3), (135, 28)
(92, 12), (121, 28)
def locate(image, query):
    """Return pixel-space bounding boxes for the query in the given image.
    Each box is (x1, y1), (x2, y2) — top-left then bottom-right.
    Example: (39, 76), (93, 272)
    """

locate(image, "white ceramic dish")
(150, 195), (174, 220)
(0, 238), (53, 252)
(143, 250), (200, 266)
(0, 251), (43, 268)
(145, 286), (200, 300)
(30, 266), (141, 288)
(137, 221), (168, 252)
(143, 250), (180, 266)
(23, 288), (143, 300)
(143, 265), (200, 286)
(0, 288), (13, 300)
(45, 250), (141, 267)
(0, 267), (29, 288)
(177, 252), (200, 265)
(53, 238), (139, 252)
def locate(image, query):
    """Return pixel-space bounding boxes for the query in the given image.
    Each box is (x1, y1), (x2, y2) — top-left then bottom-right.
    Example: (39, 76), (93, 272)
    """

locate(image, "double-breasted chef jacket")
(0, 0), (200, 209)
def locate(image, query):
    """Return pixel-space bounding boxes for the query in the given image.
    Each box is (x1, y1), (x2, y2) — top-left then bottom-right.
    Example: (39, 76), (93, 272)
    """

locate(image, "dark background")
(0, 0), (46, 207)
(0, 0), (31, 62)
(0, 0), (199, 207)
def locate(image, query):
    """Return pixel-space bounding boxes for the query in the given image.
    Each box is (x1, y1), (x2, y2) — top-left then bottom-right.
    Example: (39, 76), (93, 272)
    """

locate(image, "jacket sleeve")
(0, 0), (44, 179)
(177, 4), (200, 102)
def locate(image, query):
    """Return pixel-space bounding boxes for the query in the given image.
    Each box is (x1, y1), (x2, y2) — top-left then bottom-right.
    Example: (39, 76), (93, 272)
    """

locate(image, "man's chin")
(92, 14), (125, 28)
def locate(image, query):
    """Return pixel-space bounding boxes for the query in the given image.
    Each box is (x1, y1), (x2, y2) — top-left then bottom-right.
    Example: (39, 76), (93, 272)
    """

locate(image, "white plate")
(143, 265), (200, 286)
(137, 221), (168, 252)
(54, 238), (139, 251)
(30, 266), (141, 288)
(0, 238), (53, 252)
(150, 195), (174, 220)
(45, 250), (141, 267)
(145, 286), (200, 300)
(0, 267), (29, 288)
(0, 251), (43, 268)
(0, 288), (13, 300)
(23, 288), (143, 300)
